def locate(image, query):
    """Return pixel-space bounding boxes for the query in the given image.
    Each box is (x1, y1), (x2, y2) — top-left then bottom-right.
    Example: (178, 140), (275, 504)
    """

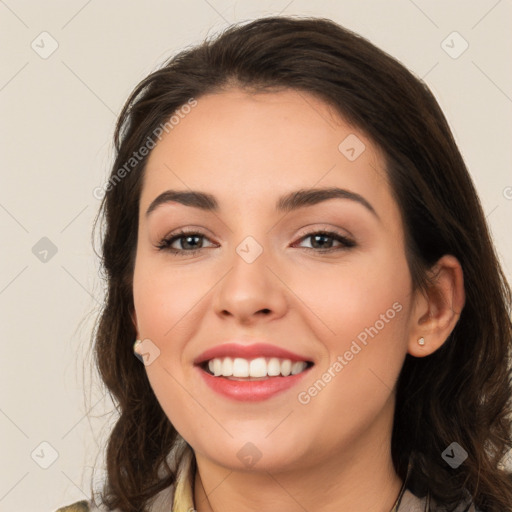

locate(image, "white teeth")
(281, 359), (292, 376)
(213, 358), (222, 377)
(221, 357), (233, 376)
(249, 357), (267, 378)
(267, 357), (281, 376)
(233, 358), (249, 377)
(291, 361), (304, 375)
(205, 357), (308, 378)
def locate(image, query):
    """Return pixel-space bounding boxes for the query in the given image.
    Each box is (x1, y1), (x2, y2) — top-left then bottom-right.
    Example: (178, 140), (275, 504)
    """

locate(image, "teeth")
(233, 358), (249, 377)
(267, 357), (281, 376)
(205, 357), (308, 378)
(291, 361), (304, 375)
(249, 357), (267, 378)
(222, 357), (233, 376)
(213, 358), (222, 376)
(281, 359), (292, 376)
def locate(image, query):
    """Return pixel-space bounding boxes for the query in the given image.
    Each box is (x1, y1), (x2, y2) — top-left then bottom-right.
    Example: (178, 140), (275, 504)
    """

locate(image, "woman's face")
(132, 88), (415, 472)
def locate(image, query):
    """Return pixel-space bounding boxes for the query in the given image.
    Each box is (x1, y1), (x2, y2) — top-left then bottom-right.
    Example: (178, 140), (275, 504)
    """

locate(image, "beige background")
(1, 1), (511, 511)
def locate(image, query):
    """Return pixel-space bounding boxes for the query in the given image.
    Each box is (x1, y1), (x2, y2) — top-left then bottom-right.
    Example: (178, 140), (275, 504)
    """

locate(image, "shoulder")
(398, 489), (429, 511)
(399, 489), (484, 512)
(54, 501), (91, 512)
(53, 484), (175, 512)
(54, 499), (112, 512)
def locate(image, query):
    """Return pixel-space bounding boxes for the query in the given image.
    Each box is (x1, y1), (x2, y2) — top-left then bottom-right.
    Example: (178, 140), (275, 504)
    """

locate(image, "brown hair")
(91, 15), (512, 511)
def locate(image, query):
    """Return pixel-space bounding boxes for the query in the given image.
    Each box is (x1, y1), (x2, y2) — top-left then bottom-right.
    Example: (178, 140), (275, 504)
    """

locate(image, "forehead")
(140, 88), (395, 219)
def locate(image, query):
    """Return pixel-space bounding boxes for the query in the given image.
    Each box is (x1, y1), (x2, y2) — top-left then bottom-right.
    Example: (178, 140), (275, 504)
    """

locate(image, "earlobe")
(407, 254), (465, 358)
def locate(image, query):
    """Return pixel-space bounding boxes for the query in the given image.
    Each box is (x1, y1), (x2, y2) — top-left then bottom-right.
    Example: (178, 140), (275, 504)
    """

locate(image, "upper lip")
(193, 342), (314, 365)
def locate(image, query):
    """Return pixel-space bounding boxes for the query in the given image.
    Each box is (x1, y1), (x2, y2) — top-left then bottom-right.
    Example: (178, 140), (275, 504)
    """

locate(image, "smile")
(196, 358), (314, 401)
(204, 356), (312, 379)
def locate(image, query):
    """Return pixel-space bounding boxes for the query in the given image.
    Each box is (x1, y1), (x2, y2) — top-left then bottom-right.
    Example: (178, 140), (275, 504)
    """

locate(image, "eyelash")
(156, 229), (356, 256)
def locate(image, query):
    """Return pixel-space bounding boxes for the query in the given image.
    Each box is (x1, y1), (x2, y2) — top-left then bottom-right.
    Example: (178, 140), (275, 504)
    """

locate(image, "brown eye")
(295, 231), (356, 252)
(157, 230), (215, 255)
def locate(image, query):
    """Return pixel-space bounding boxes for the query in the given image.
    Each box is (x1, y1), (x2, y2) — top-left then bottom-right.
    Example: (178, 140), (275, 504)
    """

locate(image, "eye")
(156, 229), (216, 255)
(294, 230), (356, 252)
(156, 228), (356, 256)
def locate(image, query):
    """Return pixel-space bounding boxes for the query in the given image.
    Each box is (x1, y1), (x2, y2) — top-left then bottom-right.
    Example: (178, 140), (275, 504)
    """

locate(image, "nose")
(213, 246), (288, 325)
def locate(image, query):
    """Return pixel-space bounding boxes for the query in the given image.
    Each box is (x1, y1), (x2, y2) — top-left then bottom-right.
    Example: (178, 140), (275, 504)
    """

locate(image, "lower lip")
(196, 366), (312, 402)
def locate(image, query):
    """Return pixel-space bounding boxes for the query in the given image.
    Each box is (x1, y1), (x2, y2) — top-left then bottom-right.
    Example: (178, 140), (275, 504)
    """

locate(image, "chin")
(191, 433), (311, 473)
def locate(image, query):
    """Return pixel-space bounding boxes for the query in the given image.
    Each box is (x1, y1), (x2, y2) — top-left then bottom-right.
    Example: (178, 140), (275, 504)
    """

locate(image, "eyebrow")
(145, 187), (380, 220)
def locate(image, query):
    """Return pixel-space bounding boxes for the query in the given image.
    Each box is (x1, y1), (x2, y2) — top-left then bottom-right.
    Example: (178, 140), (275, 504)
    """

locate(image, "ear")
(408, 254), (465, 357)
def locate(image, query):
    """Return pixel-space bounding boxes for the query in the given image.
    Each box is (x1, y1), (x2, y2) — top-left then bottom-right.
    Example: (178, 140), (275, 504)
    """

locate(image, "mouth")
(199, 356), (314, 380)
(195, 355), (315, 401)
(193, 342), (315, 401)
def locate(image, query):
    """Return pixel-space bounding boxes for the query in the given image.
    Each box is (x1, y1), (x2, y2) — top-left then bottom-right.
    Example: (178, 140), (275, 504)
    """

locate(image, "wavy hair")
(91, 15), (512, 511)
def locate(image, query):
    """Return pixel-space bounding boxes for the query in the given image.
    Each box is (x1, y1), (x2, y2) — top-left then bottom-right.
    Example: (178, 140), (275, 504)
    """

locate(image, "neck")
(193, 415), (403, 512)
(194, 455), (402, 512)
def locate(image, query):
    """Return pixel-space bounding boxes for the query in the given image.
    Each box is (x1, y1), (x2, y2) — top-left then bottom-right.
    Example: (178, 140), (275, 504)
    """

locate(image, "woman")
(56, 15), (512, 512)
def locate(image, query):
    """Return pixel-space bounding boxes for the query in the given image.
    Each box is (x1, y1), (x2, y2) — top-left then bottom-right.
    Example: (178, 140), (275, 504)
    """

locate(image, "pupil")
(183, 235), (200, 250)
(312, 234), (331, 249)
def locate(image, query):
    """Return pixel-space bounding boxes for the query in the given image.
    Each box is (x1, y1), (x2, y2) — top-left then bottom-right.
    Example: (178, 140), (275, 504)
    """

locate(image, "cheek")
(291, 248), (410, 346)
(132, 255), (208, 343)
(294, 247), (411, 405)
(132, 258), (210, 436)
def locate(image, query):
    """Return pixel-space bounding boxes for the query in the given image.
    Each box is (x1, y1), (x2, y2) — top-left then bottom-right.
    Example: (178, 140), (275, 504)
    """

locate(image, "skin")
(132, 88), (465, 512)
